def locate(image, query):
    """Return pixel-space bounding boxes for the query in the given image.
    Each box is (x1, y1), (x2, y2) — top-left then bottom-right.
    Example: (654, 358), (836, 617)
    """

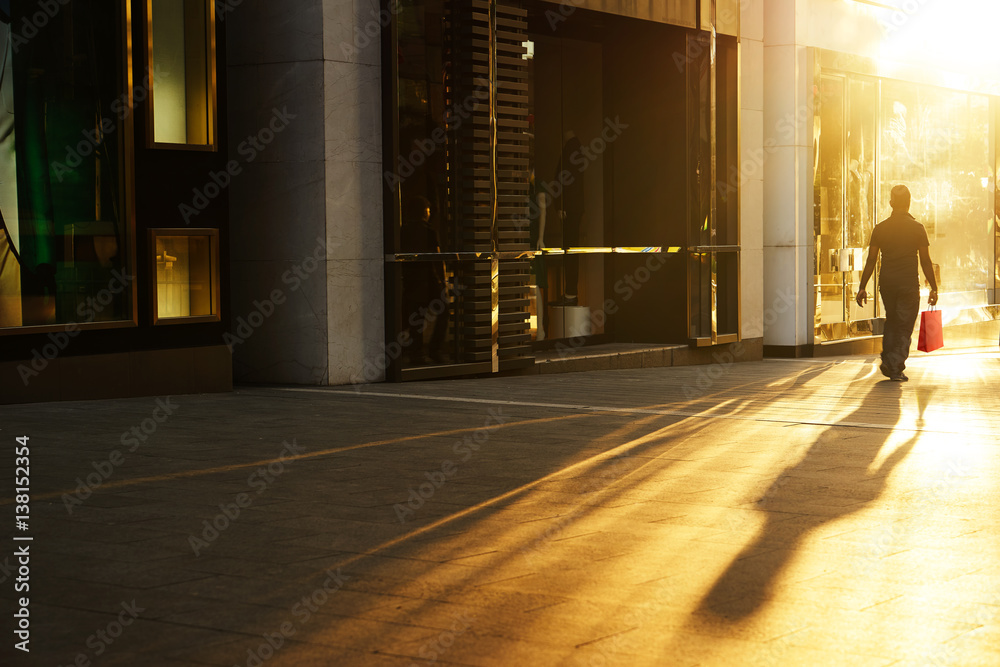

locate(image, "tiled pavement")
(2, 349), (1000, 666)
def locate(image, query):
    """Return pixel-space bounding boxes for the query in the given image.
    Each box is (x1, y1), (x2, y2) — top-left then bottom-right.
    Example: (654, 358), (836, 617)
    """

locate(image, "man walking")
(856, 185), (939, 382)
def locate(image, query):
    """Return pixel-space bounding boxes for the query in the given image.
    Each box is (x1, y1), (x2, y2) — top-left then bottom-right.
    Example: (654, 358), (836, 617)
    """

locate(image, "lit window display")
(815, 69), (996, 340)
(148, 0), (215, 147)
(152, 230), (219, 323)
(879, 82), (992, 309)
(387, 1), (741, 376)
(527, 35), (606, 340)
(0, 2), (132, 330)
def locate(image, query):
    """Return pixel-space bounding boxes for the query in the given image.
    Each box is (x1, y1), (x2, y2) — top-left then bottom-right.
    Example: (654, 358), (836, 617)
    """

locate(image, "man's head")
(890, 185), (911, 212)
(404, 195), (431, 223)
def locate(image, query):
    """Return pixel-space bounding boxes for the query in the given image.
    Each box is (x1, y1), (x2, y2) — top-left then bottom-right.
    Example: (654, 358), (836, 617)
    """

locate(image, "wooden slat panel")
(441, 0), (532, 368)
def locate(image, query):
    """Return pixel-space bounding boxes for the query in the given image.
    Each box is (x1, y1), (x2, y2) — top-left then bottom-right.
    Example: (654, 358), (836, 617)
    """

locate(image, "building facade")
(0, 0), (232, 404)
(228, 0), (765, 387)
(762, 0), (1000, 356)
(5, 1), (998, 403)
(231, 0), (994, 385)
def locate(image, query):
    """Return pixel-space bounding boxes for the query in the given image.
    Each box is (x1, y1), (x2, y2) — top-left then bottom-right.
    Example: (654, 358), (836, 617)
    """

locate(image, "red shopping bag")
(917, 308), (943, 352)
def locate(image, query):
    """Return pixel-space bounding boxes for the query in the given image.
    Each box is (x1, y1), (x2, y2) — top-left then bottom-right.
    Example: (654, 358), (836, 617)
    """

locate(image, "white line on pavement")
(273, 387), (988, 436)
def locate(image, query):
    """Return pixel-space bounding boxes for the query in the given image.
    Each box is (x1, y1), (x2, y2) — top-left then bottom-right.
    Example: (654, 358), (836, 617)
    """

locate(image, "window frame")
(0, 0), (138, 336)
(149, 227), (221, 325)
(144, 0), (218, 151)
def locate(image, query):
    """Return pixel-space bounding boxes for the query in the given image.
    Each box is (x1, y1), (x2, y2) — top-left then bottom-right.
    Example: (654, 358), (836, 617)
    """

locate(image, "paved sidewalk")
(2, 350), (1000, 666)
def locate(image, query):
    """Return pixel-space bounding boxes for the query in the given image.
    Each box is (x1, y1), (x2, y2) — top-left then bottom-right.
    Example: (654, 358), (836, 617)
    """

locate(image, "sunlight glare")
(877, 1), (1000, 85)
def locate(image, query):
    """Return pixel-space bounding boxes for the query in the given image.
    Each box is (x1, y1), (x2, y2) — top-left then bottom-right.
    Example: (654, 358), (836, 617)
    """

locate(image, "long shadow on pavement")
(693, 378), (917, 623)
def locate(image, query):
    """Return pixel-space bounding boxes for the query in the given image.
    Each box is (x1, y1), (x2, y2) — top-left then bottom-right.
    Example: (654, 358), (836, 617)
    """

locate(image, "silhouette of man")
(400, 196), (448, 364)
(856, 184), (938, 382)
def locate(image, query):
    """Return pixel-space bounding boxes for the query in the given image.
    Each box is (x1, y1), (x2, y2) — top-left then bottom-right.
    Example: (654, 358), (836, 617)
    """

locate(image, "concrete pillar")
(740, 0), (764, 342)
(228, 0), (330, 384)
(762, 0), (813, 350)
(323, 0), (385, 385)
(228, 0), (385, 385)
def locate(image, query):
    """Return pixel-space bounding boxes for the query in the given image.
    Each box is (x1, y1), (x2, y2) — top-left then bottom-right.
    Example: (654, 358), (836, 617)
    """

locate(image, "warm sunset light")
(875, 1), (1000, 85)
(5, 2), (1000, 666)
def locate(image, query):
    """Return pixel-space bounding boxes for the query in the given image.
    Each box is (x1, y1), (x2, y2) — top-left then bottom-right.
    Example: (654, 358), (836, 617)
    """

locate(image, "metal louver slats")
(444, 0), (532, 370)
(495, 0), (532, 363)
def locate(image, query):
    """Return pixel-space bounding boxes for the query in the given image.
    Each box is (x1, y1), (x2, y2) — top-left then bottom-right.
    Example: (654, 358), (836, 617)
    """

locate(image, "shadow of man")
(696, 379), (916, 621)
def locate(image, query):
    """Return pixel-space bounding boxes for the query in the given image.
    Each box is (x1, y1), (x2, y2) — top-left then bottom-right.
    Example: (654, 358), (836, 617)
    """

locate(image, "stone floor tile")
(4, 351), (1000, 664)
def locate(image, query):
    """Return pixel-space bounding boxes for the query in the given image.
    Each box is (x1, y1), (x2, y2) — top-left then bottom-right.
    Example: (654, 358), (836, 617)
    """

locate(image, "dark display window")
(384, 1), (742, 378)
(147, 0), (216, 148)
(814, 64), (996, 342)
(0, 1), (133, 331)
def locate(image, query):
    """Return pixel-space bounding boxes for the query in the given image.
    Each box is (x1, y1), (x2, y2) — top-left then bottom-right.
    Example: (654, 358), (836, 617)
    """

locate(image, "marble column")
(762, 0), (813, 350)
(740, 0), (764, 342)
(228, 0), (329, 384)
(227, 0), (385, 385)
(324, 0), (384, 385)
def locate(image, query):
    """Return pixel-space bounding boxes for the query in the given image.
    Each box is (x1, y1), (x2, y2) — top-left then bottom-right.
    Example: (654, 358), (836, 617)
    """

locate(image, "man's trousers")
(880, 284), (920, 376)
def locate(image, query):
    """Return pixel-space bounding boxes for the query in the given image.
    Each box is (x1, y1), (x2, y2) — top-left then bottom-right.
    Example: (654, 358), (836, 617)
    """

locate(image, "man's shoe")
(879, 363), (892, 378)
(890, 373), (909, 382)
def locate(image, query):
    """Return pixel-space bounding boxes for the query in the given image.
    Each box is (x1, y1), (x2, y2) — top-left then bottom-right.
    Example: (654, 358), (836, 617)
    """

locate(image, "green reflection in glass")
(0, 2), (129, 329)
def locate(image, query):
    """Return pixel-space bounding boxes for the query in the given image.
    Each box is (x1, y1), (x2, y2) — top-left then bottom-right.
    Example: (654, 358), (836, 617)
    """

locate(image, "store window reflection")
(815, 66), (996, 342)
(148, 0), (215, 147)
(847, 78), (877, 323)
(395, 0), (448, 250)
(394, 0), (457, 369)
(399, 196), (453, 365)
(526, 35), (606, 341)
(0, 2), (131, 330)
(879, 82), (992, 308)
(815, 76), (846, 332)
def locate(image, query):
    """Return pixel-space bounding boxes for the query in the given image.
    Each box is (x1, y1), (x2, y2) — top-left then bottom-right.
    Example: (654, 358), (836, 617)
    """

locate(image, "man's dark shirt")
(558, 136), (584, 219)
(869, 211), (929, 289)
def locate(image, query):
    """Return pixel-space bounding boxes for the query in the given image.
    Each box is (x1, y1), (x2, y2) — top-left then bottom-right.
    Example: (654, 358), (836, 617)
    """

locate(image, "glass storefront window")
(815, 64), (997, 342)
(995, 98), (1000, 305)
(847, 77), (877, 323)
(151, 229), (219, 323)
(398, 256), (462, 366)
(879, 82), (992, 309)
(0, 2), (132, 330)
(815, 76), (846, 330)
(147, 0), (216, 148)
(527, 35), (606, 340)
(394, 0), (447, 250)
(387, 2), (739, 374)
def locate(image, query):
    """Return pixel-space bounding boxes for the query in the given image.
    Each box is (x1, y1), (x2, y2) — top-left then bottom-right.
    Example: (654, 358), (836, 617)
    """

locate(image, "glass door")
(385, 0), (534, 380)
(846, 78), (878, 324)
(814, 73), (879, 341)
(815, 74), (848, 339)
(525, 34), (607, 343)
(687, 29), (740, 346)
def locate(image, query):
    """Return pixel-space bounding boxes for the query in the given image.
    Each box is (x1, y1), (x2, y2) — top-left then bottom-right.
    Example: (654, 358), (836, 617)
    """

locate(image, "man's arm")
(855, 243), (879, 307)
(918, 246), (939, 306)
(536, 192), (548, 250)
